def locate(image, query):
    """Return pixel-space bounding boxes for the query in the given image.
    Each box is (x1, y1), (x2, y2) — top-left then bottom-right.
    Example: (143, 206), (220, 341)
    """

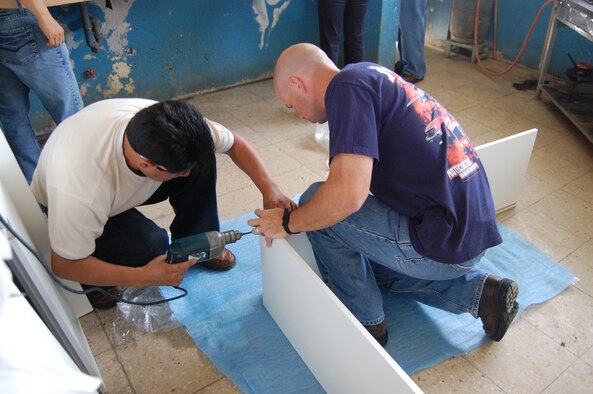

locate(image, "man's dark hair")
(125, 100), (215, 173)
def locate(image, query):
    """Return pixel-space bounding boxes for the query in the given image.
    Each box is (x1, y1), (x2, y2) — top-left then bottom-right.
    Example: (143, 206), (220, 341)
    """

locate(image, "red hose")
(474, 0), (555, 76)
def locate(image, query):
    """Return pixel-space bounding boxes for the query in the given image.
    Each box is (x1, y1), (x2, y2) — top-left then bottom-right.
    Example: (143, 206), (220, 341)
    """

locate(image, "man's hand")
(22, 0), (65, 47)
(138, 255), (197, 287)
(247, 207), (286, 247)
(38, 15), (65, 47)
(262, 184), (297, 210)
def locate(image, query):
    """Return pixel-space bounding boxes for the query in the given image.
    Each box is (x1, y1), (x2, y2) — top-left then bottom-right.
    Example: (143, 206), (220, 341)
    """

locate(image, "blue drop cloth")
(162, 212), (575, 393)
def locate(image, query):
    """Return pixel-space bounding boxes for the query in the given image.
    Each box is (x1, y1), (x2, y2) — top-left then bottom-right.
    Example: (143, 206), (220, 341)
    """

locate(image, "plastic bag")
(314, 122), (329, 148)
(111, 286), (182, 345)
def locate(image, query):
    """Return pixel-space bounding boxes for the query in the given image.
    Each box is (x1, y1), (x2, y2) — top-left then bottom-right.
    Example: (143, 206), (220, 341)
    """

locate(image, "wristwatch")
(282, 208), (300, 234)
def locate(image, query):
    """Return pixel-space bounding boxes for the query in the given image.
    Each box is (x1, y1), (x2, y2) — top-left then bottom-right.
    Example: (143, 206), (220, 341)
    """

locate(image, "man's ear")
(138, 157), (151, 170)
(288, 75), (306, 94)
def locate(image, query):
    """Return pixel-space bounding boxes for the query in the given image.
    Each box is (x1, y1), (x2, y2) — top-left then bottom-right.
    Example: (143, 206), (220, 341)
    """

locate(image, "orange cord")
(474, 0), (555, 76)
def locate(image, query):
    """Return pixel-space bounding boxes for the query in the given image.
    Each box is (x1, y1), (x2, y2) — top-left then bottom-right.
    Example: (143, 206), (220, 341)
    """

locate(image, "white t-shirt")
(30, 98), (234, 260)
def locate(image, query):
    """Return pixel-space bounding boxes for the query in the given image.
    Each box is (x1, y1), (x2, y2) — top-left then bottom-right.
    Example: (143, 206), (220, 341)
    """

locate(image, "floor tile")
(95, 348), (134, 394)
(79, 312), (113, 356)
(502, 203), (588, 262)
(195, 377), (243, 394)
(464, 318), (576, 393)
(542, 359), (593, 394)
(202, 85), (263, 109)
(520, 189), (593, 240)
(563, 171), (593, 203)
(539, 133), (593, 171)
(528, 147), (590, 188)
(412, 356), (504, 393)
(581, 344), (593, 367)
(521, 286), (593, 357)
(562, 239), (593, 296)
(115, 327), (223, 393)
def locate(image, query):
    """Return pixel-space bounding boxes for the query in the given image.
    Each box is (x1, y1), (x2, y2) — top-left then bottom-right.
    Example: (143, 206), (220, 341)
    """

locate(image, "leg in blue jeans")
(299, 182), (488, 326)
(396, 0), (430, 80)
(0, 7), (83, 183)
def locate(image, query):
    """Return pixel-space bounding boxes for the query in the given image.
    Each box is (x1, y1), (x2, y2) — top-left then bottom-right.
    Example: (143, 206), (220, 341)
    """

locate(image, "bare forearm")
(227, 133), (295, 209)
(51, 251), (144, 287)
(290, 182), (357, 232)
(21, 0), (52, 21)
(289, 154), (373, 232)
(21, 0), (64, 47)
(51, 249), (194, 288)
(227, 133), (278, 195)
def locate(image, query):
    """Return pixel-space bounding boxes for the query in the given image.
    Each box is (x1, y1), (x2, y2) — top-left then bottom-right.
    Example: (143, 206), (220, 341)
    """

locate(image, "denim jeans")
(299, 182), (489, 326)
(318, 0), (369, 66)
(0, 5), (83, 183)
(396, 0), (430, 80)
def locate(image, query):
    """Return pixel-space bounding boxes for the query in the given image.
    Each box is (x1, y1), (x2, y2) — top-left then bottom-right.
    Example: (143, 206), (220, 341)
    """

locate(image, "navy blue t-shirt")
(326, 63), (501, 263)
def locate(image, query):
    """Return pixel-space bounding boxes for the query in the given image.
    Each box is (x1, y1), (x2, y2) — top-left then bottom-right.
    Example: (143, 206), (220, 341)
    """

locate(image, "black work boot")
(478, 275), (519, 341)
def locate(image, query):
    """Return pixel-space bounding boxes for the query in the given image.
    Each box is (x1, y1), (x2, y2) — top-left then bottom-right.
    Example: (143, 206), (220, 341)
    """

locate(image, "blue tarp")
(163, 212), (575, 393)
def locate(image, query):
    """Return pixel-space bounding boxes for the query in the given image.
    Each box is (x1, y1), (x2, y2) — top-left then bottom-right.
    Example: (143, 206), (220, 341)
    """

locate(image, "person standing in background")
(317, 0), (369, 66)
(394, 0), (430, 83)
(0, 0), (83, 184)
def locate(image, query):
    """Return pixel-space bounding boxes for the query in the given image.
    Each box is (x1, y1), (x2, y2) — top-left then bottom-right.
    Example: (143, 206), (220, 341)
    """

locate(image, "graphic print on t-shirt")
(370, 65), (480, 182)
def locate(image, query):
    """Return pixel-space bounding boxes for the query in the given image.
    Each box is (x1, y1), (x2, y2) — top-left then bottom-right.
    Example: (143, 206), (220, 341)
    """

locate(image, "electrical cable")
(0, 213), (187, 306)
(474, 0), (555, 76)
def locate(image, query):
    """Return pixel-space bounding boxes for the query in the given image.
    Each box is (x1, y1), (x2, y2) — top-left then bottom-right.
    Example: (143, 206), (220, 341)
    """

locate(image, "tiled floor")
(80, 46), (593, 393)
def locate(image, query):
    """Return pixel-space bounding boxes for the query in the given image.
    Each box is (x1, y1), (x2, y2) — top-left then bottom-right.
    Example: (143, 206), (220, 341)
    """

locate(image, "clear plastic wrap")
(111, 286), (182, 345)
(314, 122), (330, 148)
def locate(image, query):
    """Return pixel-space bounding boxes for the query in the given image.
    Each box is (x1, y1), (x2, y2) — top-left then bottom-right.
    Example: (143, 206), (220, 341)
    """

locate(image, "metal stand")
(536, 0), (593, 144)
(444, 38), (489, 64)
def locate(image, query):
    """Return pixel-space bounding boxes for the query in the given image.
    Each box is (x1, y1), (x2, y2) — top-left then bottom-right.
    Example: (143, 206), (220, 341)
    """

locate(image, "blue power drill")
(166, 230), (251, 264)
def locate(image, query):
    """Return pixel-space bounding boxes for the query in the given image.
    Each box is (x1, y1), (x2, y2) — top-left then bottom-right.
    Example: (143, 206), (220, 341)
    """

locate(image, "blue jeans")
(299, 182), (489, 326)
(396, 0), (429, 80)
(0, 6), (83, 183)
(318, 0), (369, 66)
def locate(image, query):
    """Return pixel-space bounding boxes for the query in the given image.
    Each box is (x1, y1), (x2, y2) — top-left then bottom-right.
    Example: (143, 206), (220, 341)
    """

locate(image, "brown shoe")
(201, 248), (236, 270)
(364, 321), (389, 347)
(402, 73), (422, 84)
(478, 275), (519, 341)
(84, 286), (120, 310)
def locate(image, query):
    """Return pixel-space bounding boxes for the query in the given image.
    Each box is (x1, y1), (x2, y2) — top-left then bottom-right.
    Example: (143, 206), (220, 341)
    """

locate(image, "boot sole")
(492, 279), (519, 341)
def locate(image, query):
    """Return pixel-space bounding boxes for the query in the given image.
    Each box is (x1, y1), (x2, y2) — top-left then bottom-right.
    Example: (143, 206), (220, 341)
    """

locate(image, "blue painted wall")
(32, 0), (383, 130)
(26, 0), (593, 132)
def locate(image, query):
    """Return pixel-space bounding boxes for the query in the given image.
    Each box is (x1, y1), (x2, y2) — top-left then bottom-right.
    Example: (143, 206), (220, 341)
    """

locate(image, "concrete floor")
(81, 47), (593, 393)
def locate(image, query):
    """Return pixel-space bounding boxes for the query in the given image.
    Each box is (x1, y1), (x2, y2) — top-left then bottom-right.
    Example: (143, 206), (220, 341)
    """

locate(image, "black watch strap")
(282, 208), (300, 234)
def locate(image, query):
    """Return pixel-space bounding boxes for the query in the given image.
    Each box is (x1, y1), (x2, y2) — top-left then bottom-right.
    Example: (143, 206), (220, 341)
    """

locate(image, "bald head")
(273, 43), (339, 123)
(274, 43), (336, 91)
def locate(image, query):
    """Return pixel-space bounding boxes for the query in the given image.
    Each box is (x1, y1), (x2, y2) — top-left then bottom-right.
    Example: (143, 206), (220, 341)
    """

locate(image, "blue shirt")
(326, 63), (502, 263)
